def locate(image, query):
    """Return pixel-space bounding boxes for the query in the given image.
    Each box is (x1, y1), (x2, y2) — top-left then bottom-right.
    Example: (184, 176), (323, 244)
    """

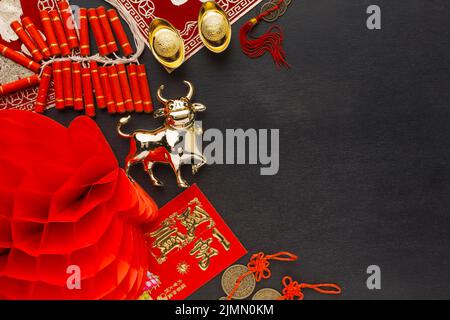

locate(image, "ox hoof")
(178, 182), (190, 188)
(152, 180), (164, 187)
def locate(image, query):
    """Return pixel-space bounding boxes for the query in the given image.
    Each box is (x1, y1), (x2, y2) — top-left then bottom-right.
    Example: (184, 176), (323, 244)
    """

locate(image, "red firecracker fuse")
(21, 17), (51, 60)
(81, 67), (96, 117)
(62, 60), (73, 107)
(97, 6), (118, 54)
(35, 65), (52, 113)
(53, 61), (64, 109)
(87, 9), (109, 56)
(107, 9), (133, 57)
(0, 75), (40, 97)
(0, 44), (41, 73)
(137, 64), (153, 113)
(108, 65), (125, 113)
(99, 66), (116, 114)
(116, 64), (134, 112)
(39, 10), (61, 56)
(79, 8), (90, 56)
(57, 0), (79, 50)
(10, 21), (43, 62)
(89, 61), (106, 109)
(49, 10), (71, 56)
(72, 62), (83, 111)
(126, 64), (143, 113)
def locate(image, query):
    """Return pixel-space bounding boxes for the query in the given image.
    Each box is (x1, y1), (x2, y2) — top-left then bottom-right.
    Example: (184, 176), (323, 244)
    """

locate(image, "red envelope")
(142, 184), (246, 300)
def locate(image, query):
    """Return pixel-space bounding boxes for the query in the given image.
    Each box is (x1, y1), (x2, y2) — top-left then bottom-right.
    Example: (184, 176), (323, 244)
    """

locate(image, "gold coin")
(252, 288), (282, 300)
(201, 12), (227, 42)
(154, 29), (181, 58)
(221, 264), (256, 300)
(261, 2), (279, 23)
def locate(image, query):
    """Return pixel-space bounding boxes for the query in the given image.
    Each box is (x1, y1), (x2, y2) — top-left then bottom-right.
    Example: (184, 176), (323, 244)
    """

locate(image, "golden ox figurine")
(117, 80), (207, 188)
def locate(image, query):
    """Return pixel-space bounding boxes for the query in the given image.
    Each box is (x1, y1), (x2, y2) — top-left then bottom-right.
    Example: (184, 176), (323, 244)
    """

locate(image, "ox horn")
(184, 80), (194, 100)
(157, 85), (168, 104)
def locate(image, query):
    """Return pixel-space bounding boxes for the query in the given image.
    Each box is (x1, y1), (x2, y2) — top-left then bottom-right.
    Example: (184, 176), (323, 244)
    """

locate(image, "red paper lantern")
(0, 110), (158, 300)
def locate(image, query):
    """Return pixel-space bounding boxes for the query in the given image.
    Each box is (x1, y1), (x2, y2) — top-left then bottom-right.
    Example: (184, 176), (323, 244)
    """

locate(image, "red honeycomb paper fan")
(0, 110), (158, 299)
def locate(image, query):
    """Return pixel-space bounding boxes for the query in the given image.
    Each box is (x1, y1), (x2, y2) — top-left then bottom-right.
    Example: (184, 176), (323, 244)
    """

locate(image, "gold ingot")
(198, 1), (231, 53)
(149, 18), (185, 69)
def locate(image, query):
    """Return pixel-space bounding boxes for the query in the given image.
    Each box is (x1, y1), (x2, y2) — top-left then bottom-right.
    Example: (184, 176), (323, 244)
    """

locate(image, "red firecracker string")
(72, 62), (84, 111)
(0, 75), (40, 96)
(108, 65), (125, 113)
(39, 10), (61, 56)
(81, 67), (96, 117)
(21, 17), (51, 60)
(89, 61), (106, 109)
(127, 64), (143, 113)
(88, 8), (109, 56)
(53, 61), (64, 109)
(117, 64), (134, 112)
(0, 43), (41, 73)
(137, 64), (153, 113)
(10, 20), (43, 62)
(239, 0), (290, 68)
(97, 6), (118, 54)
(35, 65), (52, 113)
(107, 9), (134, 57)
(99, 66), (116, 114)
(79, 8), (90, 56)
(49, 10), (71, 56)
(62, 60), (73, 107)
(57, 0), (80, 50)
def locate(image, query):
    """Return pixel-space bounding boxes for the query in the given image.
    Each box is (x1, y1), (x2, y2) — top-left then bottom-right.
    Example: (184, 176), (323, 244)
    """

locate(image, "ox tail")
(117, 115), (132, 138)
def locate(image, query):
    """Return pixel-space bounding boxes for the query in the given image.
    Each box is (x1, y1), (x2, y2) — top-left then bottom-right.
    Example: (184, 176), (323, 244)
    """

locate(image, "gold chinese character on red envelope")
(142, 184), (247, 300)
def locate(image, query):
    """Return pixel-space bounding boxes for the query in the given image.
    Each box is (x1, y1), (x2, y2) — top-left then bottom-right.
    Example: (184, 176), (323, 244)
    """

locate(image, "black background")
(48, 0), (450, 299)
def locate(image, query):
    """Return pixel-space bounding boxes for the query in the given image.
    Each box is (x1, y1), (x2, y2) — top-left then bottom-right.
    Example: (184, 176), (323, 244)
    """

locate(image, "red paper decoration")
(0, 110), (158, 300)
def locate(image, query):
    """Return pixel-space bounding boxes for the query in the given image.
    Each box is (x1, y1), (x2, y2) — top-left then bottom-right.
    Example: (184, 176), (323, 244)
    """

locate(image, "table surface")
(51, 0), (450, 299)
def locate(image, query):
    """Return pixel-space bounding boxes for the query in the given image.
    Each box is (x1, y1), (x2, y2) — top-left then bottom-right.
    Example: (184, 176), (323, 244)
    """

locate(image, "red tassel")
(35, 65), (52, 113)
(239, 0), (289, 68)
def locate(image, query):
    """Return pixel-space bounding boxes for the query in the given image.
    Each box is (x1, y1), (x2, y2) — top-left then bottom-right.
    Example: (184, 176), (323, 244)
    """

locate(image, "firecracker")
(0, 5), (153, 119)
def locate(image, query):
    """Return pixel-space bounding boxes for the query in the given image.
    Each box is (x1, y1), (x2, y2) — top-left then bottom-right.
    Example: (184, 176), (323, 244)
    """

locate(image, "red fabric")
(0, 110), (158, 300)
